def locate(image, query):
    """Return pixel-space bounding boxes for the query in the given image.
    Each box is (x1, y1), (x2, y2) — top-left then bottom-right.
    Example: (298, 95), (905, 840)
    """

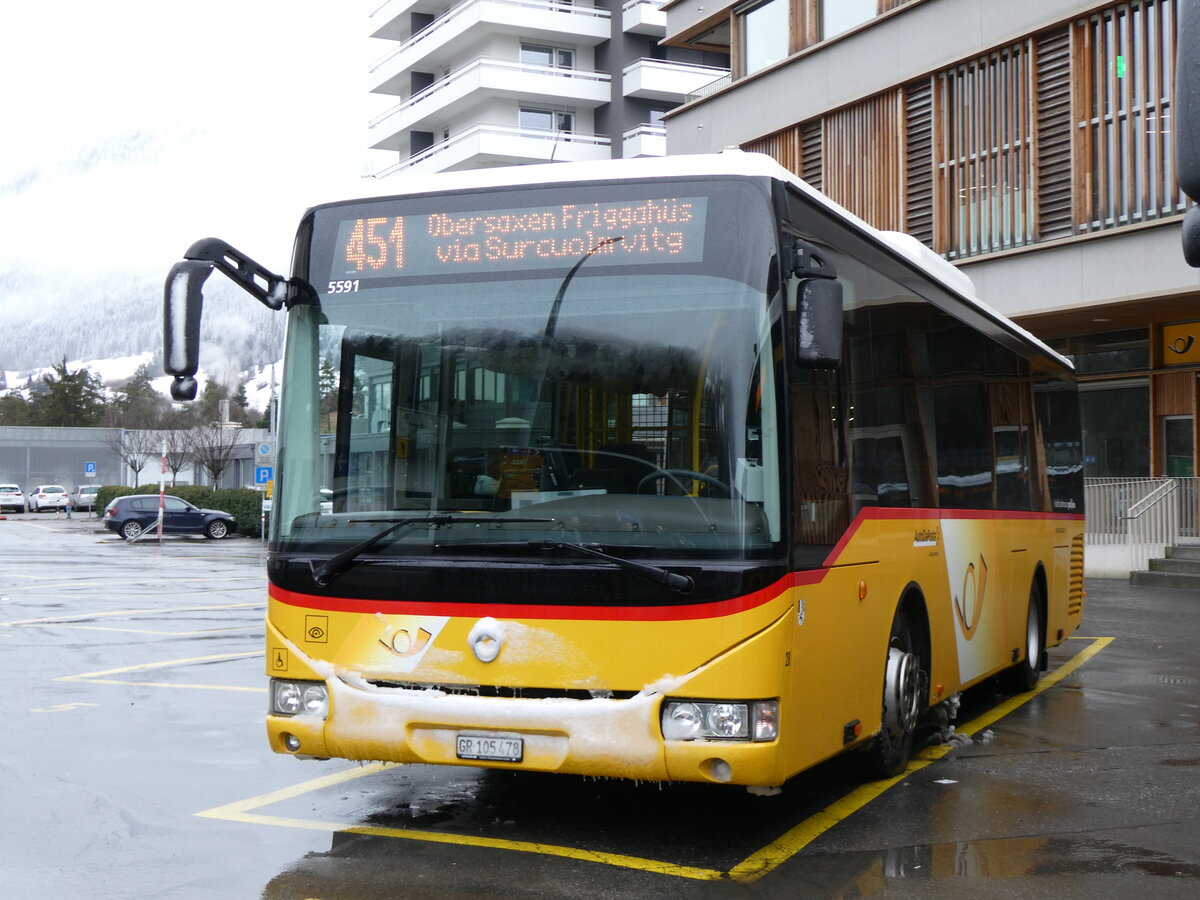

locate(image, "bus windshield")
(273, 178), (784, 560)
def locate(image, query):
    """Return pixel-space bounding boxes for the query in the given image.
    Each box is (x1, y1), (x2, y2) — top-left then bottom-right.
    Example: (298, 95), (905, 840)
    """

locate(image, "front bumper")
(267, 676), (785, 786)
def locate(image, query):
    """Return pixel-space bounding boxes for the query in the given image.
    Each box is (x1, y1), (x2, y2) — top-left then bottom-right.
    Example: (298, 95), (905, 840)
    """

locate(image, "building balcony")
(622, 123), (666, 158)
(369, 0), (441, 41)
(369, 0), (611, 96)
(372, 122), (612, 176)
(622, 0), (665, 36)
(369, 58), (611, 152)
(622, 59), (730, 102)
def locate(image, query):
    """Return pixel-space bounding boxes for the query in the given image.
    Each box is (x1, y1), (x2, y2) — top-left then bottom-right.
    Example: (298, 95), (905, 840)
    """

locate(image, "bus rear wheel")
(1004, 583), (1044, 693)
(864, 609), (921, 780)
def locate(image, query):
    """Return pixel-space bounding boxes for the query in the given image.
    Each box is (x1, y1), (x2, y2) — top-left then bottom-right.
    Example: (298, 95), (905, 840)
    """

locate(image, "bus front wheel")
(865, 608), (921, 780)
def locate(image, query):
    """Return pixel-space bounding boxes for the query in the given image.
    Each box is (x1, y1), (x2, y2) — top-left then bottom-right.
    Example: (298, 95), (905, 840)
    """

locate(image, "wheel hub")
(883, 646), (920, 735)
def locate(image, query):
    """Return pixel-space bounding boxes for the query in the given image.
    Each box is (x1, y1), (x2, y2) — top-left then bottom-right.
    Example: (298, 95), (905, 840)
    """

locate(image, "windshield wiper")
(310, 514), (555, 586)
(531, 540), (694, 594)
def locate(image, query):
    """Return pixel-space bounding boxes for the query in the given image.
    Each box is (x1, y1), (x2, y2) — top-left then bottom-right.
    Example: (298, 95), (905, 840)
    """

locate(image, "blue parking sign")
(84, 461), (97, 475)
(256, 466), (273, 485)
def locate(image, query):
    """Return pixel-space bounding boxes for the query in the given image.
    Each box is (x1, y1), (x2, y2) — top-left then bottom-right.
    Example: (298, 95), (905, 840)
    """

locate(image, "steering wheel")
(637, 468), (731, 497)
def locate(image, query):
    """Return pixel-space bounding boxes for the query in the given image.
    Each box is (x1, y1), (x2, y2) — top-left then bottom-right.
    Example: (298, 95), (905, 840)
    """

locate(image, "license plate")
(456, 733), (523, 762)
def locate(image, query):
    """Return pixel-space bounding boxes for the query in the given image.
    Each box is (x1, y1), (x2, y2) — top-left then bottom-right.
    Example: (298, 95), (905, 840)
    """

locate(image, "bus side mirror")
(1176, 0), (1200, 264)
(794, 278), (844, 367)
(163, 259), (213, 401)
(791, 238), (843, 367)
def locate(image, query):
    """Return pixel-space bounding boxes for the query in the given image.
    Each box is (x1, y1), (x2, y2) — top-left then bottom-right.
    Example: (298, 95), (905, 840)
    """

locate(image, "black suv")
(103, 495), (236, 540)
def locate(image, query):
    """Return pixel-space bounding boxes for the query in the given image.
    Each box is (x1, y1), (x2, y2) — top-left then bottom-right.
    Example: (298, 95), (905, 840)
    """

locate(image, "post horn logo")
(379, 627), (433, 658)
(953, 555), (988, 639)
(1168, 334), (1196, 355)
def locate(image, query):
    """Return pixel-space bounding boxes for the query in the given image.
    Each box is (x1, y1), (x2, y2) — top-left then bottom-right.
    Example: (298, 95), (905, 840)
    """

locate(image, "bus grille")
(364, 680), (639, 701)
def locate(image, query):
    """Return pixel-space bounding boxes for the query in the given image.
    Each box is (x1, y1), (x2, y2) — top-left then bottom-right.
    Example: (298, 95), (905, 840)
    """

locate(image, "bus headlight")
(271, 679), (328, 719)
(662, 700), (777, 741)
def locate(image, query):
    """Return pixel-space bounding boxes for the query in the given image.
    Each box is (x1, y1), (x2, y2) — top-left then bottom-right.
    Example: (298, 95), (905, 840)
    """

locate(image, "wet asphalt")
(0, 511), (1197, 898)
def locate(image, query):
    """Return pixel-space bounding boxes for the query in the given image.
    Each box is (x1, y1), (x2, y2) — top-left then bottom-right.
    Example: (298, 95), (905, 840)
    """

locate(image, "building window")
(520, 44), (575, 70)
(821, 0), (876, 39)
(935, 41), (1035, 259)
(520, 107), (575, 134)
(1056, 328), (1150, 375)
(1080, 383), (1150, 476)
(1075, 0), (1184, 231)
(738, 0), (789, 76)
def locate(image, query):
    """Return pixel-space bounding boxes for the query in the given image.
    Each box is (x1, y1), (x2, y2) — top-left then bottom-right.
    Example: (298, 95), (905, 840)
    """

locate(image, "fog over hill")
(0, 270), (282, 392)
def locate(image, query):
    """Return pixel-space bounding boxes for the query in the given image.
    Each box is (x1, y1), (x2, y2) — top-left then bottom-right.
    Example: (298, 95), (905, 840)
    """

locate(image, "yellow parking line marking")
(726, 635), (1114, 882)
(1, 602), (263, 627)
(58, 650), (264, 683)
(37, 624), (259, 637)
(197, 763), (726, 880)
(1, 581), (263, 595)
(194, 637), (1113, 883)
(31, 702), (99, 713)
(74, 679), (266, 693)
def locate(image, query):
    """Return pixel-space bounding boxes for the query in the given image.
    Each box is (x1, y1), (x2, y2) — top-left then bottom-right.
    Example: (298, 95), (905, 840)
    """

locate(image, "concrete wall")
(958, 222), (1200, 321)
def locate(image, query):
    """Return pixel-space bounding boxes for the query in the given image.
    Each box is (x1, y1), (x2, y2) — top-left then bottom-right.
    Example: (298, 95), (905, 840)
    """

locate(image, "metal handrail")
(1121, 479), (1178, 520)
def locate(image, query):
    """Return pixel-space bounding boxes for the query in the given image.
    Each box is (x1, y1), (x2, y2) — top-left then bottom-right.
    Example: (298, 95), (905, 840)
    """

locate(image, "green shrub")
(91, 484), (266, 537)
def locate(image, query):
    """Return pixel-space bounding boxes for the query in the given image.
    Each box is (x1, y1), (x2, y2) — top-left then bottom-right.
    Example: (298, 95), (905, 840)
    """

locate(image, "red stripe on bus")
(269, 570), (824, 622)
(271, 507), (1081, 621)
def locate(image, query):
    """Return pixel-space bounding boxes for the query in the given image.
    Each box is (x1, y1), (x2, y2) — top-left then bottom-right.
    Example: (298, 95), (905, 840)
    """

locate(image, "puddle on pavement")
(823, 835), (1200, 893)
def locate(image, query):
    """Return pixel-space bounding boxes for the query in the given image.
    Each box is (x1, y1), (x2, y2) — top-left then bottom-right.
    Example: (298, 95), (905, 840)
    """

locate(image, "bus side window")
(790, 370), (849, 564)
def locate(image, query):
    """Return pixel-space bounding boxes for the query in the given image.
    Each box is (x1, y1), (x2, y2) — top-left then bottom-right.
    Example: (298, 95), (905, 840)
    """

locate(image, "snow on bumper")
(269, 672), (680, 780)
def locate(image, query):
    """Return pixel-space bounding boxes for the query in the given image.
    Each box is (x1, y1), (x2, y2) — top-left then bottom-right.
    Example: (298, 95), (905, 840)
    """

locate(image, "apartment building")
(663, 0), (1200, 479)
(366, 0), (728, 176)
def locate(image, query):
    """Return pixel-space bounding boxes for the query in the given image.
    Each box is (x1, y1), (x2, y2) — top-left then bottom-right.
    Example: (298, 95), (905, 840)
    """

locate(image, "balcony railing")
(369, 57), (610, 138)
(369, 0), (610, 79)
(622, 122), (666, 158)
(623, 58), (729, 101)
(372, 122), (611, 177)
(684, 73), (732, 103)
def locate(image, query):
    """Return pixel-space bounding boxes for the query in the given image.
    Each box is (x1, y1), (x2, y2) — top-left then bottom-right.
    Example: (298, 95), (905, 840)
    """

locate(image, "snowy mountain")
(0, 274), (284, 406)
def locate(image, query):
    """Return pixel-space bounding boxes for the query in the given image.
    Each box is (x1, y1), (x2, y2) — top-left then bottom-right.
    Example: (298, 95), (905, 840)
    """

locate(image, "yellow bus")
(164, 151), (1084, 791)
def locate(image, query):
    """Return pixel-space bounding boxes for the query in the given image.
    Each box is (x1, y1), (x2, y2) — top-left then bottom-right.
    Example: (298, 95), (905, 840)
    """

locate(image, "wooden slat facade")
(822, 91), (906, 230)
(734, 0), (1184, 257)
(1035, 27), (1075, 240)
(1074, 0), (1184, 231)
(905, 80), (934, 245)
(933, 40), (1035, 258)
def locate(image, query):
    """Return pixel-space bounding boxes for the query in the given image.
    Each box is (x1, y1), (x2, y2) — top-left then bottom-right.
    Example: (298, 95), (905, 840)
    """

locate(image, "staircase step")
(1130, 569), (1200, 590)
(1166, 545), (1200, 561)
(1149, 557), (1200, 575)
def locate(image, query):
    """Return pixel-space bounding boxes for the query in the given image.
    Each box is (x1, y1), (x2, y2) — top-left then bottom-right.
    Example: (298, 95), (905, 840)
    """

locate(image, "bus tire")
(1004, 581), (1044, 694)
(864, 607), (922, 780)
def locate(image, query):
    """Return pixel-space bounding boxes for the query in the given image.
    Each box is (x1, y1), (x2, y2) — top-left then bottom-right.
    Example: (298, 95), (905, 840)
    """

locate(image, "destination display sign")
(328, 196), (708, 284)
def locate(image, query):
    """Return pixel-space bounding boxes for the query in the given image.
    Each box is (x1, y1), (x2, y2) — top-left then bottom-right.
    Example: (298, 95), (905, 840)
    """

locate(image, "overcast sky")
(0, 1), (374, 324)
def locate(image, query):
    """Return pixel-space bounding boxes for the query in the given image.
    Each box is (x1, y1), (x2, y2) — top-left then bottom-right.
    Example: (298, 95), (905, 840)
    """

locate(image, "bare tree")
(102, 428), (157, 487)
(190, 424), (244, 489)
(155, 428), (195, 487)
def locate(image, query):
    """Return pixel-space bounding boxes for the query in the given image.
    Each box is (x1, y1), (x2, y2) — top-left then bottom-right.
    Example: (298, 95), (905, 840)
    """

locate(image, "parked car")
(27, 485), (70, 512)
(0, 484), (25, 513)
(103, 495), (237, 540)
(73, 485), (100, 511)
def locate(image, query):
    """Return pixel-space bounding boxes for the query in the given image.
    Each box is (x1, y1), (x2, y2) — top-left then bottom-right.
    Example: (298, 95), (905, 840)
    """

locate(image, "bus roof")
(322, 151), (1070, 371)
